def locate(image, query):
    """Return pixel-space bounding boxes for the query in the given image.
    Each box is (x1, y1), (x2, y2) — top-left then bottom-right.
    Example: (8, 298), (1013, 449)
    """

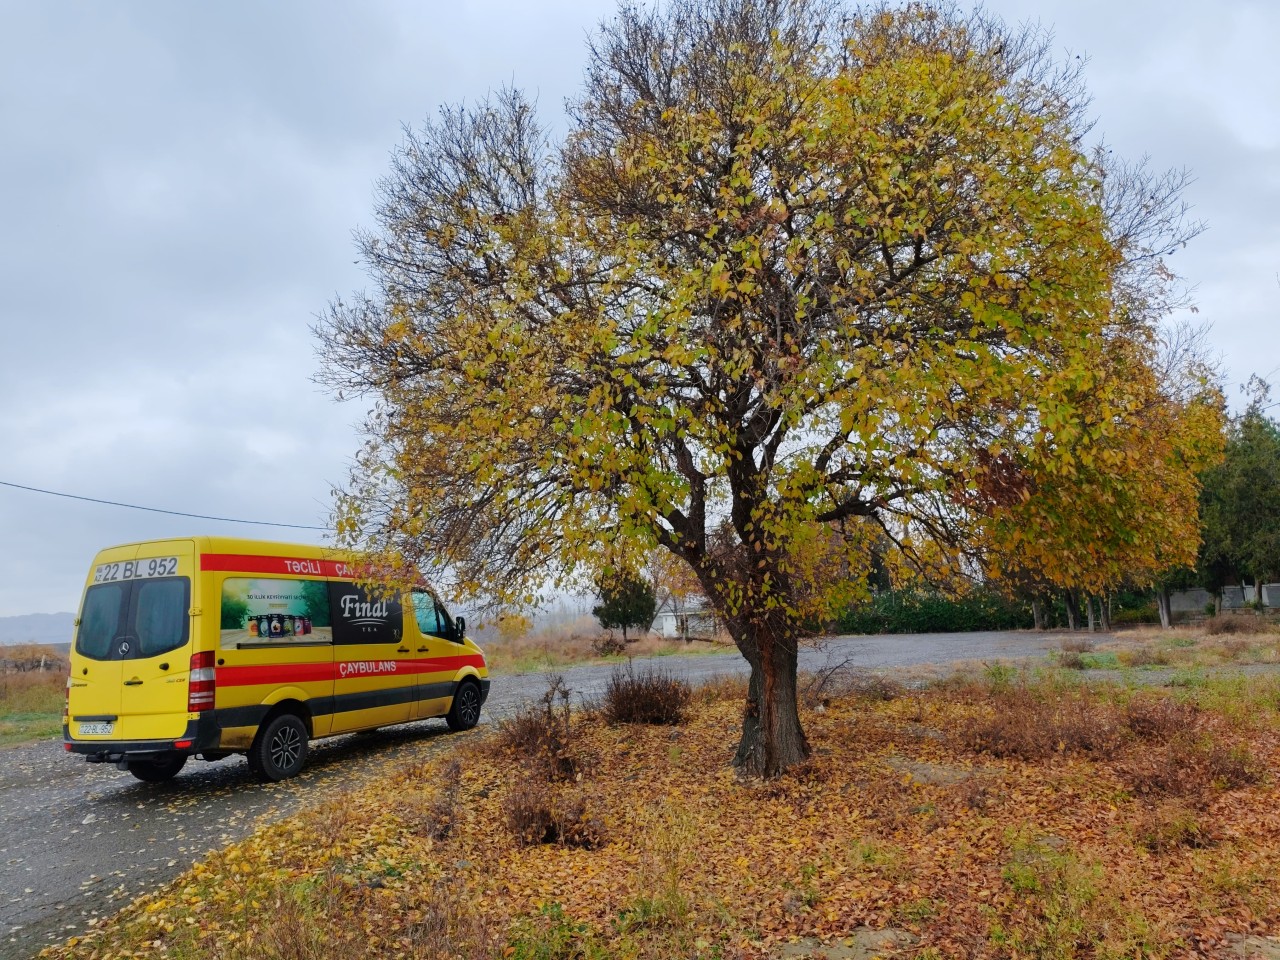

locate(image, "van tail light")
(188, 651), (216, 712)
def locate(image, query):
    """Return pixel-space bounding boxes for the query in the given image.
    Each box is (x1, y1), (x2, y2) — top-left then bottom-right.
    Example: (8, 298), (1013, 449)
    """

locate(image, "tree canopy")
(318, 0), (1214, 776)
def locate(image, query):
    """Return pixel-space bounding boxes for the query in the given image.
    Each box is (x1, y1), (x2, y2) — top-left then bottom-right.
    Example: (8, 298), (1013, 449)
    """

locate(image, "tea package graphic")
(219, 577), (333, 647)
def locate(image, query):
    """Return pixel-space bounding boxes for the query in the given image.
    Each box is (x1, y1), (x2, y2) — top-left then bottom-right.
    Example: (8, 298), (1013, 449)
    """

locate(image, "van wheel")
(251, 714), (309, 782)
(446, 680), (482, 732)
(127, 753), (187, 782)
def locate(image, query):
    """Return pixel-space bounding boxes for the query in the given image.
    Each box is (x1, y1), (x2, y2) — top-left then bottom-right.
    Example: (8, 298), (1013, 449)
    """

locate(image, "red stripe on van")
(200, 554), (358, 579)
(217, 654), (485, 688)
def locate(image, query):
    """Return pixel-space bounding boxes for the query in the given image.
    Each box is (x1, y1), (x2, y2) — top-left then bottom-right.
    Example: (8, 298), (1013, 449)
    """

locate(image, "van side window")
(411, 591), (439, 636)
(330, 584), (403, 644)
(435, 602), (459, 643)
(133, 579), (190, 657)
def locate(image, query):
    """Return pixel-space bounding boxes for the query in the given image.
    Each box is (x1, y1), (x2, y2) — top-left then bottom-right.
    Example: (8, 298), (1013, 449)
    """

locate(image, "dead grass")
(0, 663), (66, 747)
(0, 664), (65, 715)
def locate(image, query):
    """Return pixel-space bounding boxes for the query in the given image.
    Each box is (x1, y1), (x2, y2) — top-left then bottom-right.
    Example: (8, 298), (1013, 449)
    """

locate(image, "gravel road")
(1, 629), (1069, 960)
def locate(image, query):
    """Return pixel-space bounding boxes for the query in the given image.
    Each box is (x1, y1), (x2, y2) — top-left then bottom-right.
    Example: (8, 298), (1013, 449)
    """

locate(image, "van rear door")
(67, 542), (196, 744)
(68, 577), (130, 740)
(117, 570), (193, 740)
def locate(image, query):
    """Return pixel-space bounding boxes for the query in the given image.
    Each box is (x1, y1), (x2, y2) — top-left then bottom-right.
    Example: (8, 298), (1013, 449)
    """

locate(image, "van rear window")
(77, 583), (126, 659)
(75, 577), (190, 661)
(135, 580), (191, 657)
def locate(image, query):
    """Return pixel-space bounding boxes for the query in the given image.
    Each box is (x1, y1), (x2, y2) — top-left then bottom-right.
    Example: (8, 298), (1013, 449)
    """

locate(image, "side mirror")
(454, 616), (466, 642)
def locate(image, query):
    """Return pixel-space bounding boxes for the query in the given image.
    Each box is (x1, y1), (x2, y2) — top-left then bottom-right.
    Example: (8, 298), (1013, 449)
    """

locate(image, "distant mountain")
(0, 612), (75, 645)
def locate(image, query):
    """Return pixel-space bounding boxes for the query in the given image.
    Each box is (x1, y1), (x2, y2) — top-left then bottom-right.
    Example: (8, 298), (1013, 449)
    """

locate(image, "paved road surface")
(1, 630), (1068, 960)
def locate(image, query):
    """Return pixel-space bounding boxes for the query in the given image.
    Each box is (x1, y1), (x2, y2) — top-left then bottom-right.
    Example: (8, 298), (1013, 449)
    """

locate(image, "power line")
(0, 480), (330, 532)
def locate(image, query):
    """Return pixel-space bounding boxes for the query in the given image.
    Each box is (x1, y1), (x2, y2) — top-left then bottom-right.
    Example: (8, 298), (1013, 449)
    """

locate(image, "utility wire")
(0, 480), (329, 531)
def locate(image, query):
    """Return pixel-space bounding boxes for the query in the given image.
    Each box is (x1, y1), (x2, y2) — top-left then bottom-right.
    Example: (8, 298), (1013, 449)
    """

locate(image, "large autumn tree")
(318, 0), (1206, 776)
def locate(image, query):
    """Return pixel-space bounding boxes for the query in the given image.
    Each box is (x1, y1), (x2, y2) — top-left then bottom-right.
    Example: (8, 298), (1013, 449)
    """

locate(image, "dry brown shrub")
(1204, 615), (1274, 636)
(1118, 646), (1171, 667)
(1123, 697), (1199, 740)
(405, 758), (463, 841)
(1121, 733), (1264, 804)
(497, 676), (585, 781)
(801, 662), (904, 708)
(1059, 637), (1095, 654)
(1058, 651), (1086, 670)
(1201, 739), (1266, 790)
(1122, 745), (1205, 802)
(505, 780), (606, 849)
(959, 688), (1127, 760)
(1134, 800), (1211, 853)
(590, 633), (628, 657)
(1218, 638), (1251, 660)
(955, 778), (998, 814)
(400, 878), (503, 960)
(602, 661), (691, 725)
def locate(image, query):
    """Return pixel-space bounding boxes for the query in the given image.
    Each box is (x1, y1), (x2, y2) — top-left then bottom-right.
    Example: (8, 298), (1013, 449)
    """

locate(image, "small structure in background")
(652, 599), (720, 642)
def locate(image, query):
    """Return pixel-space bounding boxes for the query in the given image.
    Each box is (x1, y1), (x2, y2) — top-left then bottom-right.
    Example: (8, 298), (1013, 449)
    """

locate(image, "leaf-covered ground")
(41, 665), (1280, 960)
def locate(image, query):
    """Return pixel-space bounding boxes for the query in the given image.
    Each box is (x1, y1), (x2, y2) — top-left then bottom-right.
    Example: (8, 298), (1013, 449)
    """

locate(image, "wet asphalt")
(0, 629), (1070, 960)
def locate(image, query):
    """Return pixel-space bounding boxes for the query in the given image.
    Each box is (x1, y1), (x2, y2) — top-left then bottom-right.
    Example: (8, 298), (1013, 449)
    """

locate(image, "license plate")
(93, 556), (179, 583)
(77, 722), (114, 737)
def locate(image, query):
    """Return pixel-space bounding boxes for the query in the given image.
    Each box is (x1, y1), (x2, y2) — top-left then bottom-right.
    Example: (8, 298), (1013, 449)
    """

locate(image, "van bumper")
(479, 678), (491, 706)
(64, 713), (222, 762)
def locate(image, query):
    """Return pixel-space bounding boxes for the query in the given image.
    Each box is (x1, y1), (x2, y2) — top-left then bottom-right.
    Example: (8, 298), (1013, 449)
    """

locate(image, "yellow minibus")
(63, 537), (488, 782)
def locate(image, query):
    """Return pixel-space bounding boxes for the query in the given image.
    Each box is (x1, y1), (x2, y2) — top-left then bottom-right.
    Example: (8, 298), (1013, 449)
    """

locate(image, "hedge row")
(833, 588), (1162, 634)
(835, 589), (1035, 634)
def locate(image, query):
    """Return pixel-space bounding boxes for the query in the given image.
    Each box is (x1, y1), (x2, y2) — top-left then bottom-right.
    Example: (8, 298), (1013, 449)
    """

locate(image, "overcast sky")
(1, 0), (1276, 618)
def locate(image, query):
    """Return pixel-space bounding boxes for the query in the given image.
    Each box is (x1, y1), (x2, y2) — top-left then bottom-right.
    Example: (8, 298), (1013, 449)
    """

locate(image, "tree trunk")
(1031, 597), (1045, 631)
(1098, 596), (1112, 632)
(727, 618), (809, 778)
(1064, 591), (1080, 631)
(1086, 596), (1096, 632)
(1156, 587), (1171, 629)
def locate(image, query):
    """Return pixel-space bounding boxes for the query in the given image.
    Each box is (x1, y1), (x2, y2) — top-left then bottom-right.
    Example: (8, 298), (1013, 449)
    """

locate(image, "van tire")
(127, 753), (187, 782)
(445, 679), (482, 732)
(251, 713), (309, 782)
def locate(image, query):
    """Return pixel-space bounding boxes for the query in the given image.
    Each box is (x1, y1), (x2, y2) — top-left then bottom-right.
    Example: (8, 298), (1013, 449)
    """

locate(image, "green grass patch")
(0, 713), (62, 748)
(0, 669), (64, 747)
(1078, 652), (1121, 670)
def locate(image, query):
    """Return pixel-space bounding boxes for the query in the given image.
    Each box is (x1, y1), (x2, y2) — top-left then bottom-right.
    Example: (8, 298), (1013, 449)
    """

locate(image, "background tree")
(1197, 377), (1280, 604)
(592, 570), (658, 642)
(983, 320), (1224, 628)
(318, 0), (1207, 776)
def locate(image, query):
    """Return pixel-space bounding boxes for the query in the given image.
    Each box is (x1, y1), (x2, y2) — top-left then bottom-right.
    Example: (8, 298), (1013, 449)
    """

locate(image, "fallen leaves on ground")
(39, 670), (1280, 959)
